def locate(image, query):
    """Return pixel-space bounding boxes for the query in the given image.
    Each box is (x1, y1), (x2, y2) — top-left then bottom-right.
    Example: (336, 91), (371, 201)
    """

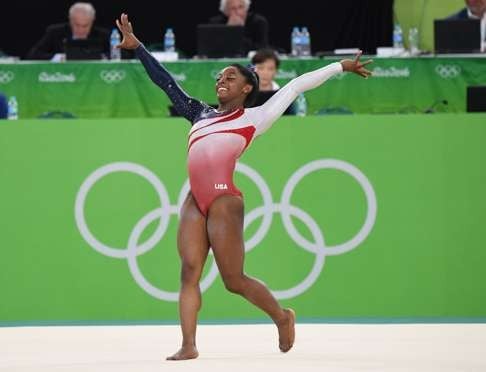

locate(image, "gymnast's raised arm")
(115, 13), (204, 123)
(251, 51), (373, 136)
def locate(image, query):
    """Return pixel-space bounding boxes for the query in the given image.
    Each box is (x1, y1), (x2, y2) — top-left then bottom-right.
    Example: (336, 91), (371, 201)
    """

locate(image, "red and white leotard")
(136, 45), (343, 215)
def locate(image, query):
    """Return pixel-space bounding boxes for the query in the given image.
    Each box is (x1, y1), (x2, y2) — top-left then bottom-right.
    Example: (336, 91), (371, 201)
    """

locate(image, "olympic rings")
(75, 160), (377, 301)
(100, 70), (126, 83)
(0, 71), (14, 84)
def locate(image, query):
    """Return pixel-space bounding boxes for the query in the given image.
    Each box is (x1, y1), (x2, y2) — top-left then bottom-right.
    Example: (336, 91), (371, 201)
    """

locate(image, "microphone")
(424, 99), (448, 114)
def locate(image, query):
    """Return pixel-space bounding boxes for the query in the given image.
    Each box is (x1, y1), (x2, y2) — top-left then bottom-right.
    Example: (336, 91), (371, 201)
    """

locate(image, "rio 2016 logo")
(75, 159), (377, 301)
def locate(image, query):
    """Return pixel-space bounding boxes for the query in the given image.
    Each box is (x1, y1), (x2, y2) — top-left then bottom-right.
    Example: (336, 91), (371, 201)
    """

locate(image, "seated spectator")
(447, 0), (486, 50)
(0, 93), (8, 119)
(251, 48), (280, 91)
(27, 2), (110, 60)
(251, 48), (297, 114)
(209, 0), (269, 53)
(448, 0), (486, 19)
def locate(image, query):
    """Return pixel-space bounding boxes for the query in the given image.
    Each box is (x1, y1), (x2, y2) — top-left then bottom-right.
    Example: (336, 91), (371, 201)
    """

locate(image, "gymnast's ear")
(243, 84), (253, 94)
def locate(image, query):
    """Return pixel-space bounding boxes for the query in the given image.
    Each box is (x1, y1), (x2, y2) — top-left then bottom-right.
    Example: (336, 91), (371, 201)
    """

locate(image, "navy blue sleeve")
(135, 44), (205, 123)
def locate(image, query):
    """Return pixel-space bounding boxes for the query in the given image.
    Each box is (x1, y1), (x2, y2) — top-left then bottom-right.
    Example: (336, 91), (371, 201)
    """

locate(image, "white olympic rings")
(75, 160), (377, 301)
(0, 71), (14, 84)
(100, 70), (126, 83)
(435, 64), (461, 79)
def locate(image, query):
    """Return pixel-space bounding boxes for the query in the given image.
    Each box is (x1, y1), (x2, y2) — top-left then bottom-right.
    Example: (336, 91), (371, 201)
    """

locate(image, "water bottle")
(301, 27), (311, 57)
(393, 23), (404, 49)
(164, 28), (176, 52)
(295, 93), (307, 116)
(291, 26), (301, 57)
(110, 28), (121, 61)
(7, 96), (18, 120)
(408, 27), (419, 56)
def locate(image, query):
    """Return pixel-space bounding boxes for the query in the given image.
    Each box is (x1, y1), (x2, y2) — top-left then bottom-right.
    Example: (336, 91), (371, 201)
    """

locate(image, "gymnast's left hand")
(115, 13), (141, 50)
(340, 51), (373, 78)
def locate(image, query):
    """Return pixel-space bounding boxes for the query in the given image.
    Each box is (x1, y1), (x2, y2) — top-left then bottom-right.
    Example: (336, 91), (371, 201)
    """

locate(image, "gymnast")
(115, 13), (372, 360)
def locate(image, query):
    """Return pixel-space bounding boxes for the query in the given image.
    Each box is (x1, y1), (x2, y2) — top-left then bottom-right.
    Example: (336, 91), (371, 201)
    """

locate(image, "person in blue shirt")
(0, 93), (8, 119)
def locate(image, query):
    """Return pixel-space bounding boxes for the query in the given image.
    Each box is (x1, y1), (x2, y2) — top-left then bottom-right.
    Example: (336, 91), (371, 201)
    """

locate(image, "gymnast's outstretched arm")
(116, 13), (204, 123)
(250, 51), (372, 136)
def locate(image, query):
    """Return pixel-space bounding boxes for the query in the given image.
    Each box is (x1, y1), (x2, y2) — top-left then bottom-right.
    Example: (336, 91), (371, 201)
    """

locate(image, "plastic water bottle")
(295, 93), (307, 116)
(291, 27), (301, 57)
(301, 27), (311, 57)
(164, 28), (175, 52)
(393, 23), (404, 49)
(110, 28), (121, 60)
(7, 96), (18, 120)
(408, 27), (419, 56)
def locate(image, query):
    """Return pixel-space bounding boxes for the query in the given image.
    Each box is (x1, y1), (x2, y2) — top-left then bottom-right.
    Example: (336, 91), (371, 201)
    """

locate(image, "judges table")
(0, 55), (485, 118)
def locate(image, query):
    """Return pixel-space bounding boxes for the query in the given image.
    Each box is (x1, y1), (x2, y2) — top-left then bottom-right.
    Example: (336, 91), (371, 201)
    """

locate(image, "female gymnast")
(116, 13), (372, 361)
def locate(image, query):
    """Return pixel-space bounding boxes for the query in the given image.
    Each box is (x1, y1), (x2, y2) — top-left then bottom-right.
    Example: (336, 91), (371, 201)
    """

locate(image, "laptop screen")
(197, 24), (245, 58)
(434, 19), (481, 54)
(64, 38), (107, 60)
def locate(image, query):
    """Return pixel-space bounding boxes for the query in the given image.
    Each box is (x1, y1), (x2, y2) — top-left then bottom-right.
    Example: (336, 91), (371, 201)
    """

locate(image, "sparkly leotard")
(136, 45), (342, 216)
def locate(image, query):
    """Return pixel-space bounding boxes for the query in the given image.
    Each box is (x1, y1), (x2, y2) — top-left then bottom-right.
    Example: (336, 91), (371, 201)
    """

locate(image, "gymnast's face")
(215, 66), (252, 103)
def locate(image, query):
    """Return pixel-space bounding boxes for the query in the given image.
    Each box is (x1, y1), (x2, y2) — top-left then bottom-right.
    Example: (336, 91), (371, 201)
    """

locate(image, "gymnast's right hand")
(115, 13), (141, 50)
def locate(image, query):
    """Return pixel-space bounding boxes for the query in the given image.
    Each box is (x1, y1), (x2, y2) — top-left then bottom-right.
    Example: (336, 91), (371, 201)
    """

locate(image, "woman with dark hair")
(251, 48), (281, 91)
(116, 13), (372, 361)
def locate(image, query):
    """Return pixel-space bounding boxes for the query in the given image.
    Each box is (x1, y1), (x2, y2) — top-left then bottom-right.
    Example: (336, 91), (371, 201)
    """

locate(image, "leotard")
(136, 45), (342, 215)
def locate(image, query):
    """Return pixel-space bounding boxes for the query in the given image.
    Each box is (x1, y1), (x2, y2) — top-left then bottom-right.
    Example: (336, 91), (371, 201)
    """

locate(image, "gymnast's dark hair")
(230, 63), (260, 107)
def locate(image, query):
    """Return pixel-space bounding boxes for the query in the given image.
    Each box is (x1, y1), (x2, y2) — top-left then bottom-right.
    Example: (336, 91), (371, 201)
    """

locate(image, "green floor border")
(2, 317), (486, 328)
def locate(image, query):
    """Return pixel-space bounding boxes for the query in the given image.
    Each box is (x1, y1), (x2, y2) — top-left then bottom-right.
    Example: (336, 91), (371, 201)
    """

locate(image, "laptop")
(197, 24), (245, 58)
(434, 19), (481, 53)
(64, 38), (107, 60)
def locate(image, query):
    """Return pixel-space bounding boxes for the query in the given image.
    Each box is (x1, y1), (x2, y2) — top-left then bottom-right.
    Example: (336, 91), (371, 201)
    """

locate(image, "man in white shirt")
(448, 0), (486, 52)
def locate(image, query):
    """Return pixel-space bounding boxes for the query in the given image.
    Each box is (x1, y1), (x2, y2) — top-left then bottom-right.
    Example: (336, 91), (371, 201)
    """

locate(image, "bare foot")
(277, 308), (296, 353)
(166, 345), (199, 361)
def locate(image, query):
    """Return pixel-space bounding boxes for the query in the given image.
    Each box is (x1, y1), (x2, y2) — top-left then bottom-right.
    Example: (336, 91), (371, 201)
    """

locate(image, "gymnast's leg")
(206, 194), (295, 352)
(166, 192), (210, 361)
